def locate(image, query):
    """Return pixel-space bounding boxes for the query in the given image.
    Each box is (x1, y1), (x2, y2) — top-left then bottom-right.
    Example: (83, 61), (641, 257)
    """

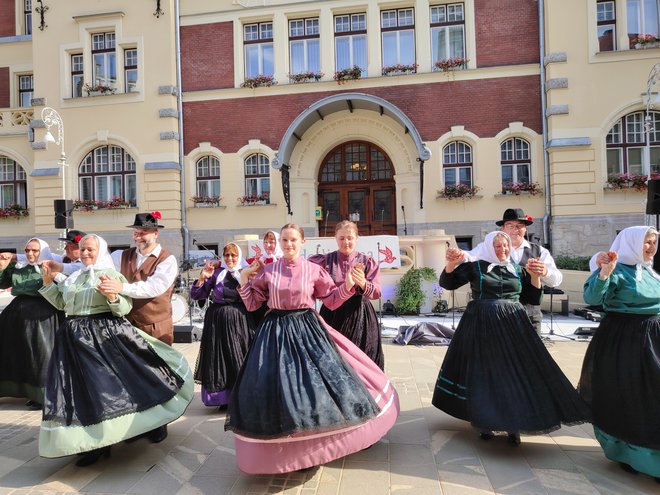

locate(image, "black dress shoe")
(479, 431), (494, 440)
(619, 462), (638, 474)
(25, 400), (42, 410)
(147, 425), (168, 443)
(75, 447), (111, 467)
(507, 433), (521, 446)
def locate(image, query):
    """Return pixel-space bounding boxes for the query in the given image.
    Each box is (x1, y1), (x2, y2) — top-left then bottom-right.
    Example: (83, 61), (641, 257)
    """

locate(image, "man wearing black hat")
(59, 230), (86, 264)
(465, 208), (562, 336)
(98, 211), (177, 444)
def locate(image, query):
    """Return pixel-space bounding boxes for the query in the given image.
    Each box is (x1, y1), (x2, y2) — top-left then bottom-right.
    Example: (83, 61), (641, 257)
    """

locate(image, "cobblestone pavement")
(0, 315), (658, 494)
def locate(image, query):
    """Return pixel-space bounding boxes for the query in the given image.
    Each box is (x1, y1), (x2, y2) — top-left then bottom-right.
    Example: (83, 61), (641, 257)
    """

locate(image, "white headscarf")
(218, 242), (247, 283)
(479, 231), (518, 276)
(608, 226), (660, 281)
(15, 238), (54, 273)
(262, 230), (283, 262)
(63, 234), (116, 287)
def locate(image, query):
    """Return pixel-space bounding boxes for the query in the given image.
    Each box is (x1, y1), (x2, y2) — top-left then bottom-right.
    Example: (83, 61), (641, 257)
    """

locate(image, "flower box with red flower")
(0, 204), (29, 219)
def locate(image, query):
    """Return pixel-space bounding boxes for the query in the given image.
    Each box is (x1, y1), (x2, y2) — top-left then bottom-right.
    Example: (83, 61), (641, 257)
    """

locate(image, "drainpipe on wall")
(175, 0), (190, 259)
(538, 0), (552, 250)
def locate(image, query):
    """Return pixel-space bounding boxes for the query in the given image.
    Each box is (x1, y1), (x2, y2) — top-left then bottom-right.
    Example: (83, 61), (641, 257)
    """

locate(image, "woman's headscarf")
(478, 231), (518, 276)
(63, 234), (116, 287)
(262, 229), (283, 262)
(608, 226), (659, 281)
(218, 242), (247, 282)
(15, 238), (54, 273)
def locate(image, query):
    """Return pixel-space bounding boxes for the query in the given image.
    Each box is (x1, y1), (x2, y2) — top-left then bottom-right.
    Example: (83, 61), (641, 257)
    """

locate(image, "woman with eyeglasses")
(0, 238), (64, 409)
(432, 231), (589, 446)
(191, 242), (255, 409)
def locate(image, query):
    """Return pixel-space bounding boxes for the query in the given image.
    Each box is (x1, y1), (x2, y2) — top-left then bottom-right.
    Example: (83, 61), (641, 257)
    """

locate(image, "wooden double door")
(317, 141), (397, 237)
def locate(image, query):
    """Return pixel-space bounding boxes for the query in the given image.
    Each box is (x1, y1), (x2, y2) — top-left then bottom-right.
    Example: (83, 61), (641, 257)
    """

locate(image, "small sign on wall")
(315, 206), (323, 221)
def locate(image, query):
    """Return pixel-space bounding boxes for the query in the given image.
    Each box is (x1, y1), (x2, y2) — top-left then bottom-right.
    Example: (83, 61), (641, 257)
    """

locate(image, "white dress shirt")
(111, 244), (178, 299)
(466, 239), (563, 287)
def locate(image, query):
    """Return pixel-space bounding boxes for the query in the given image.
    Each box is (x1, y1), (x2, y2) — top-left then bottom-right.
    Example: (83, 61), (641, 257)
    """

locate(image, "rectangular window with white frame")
(244, 154), (271, 202)
(91, 32), (117, 90)
(24, 0), (32, 35)
(596, 1), (617, 51)
(124, 48), (138, 92)
(381, 8), (416, 72)
(335, 13), (368, 74)
(289, 18), (320, 79)
(71, 54), (84, 98)
(627, 0), (660, 48)
(430, 3), (466, 67)
(244, 22), (274, 79)
(18, 75), (33, 107)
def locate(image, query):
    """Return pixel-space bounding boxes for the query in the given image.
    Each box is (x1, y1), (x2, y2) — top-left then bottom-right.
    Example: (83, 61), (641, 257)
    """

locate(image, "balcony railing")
(0, 108), (33, 135)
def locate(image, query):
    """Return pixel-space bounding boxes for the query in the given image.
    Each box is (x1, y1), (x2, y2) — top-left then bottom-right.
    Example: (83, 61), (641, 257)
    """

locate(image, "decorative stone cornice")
(31, 141), (47, 150)
(158, 85), (177, 95)
(30, 97), (46, 107)
(546, 78), (568, 90)
(546, 104), (569, 116)
(159, 108), (178, 118)
(544, 52), (567, 65)
(159, 131), (179, 140)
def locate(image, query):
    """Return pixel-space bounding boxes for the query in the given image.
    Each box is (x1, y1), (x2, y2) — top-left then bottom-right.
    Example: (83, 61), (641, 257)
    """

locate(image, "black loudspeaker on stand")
(54, 199), (74, 229)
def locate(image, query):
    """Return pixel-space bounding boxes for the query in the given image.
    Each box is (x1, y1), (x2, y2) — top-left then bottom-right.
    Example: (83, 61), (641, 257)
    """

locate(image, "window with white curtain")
(443, 141), (473, 187)
(430, 3), (466, 64)
(196, 156), (220, 198)
(244, 22), (274, 78)
(91, 32), (117, 88)
(0, 157), (27, 208)
(606, 111), (660, 175)
(500, 138), (531, 187)
(289, 18), (320, 75)
(244, 154), (271, 202)
(627, 0), (660, 47)
(335, 13), (367, 74)
(79, 146), (137, 205)
(381, 8), (416, 68)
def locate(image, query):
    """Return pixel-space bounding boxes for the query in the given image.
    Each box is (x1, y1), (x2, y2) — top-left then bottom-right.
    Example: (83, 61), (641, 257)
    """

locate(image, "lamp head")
(44, 130), (56, 144)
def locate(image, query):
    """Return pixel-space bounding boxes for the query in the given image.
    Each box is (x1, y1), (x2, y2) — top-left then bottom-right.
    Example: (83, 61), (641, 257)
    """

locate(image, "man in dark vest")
(99, 211), (177, 443)
(465, 208), (563, 336)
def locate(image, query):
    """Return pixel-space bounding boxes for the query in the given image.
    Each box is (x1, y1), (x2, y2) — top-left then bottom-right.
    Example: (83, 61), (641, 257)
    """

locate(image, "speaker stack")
(54, 199), (74, 229)
(647, 179), (660, 273)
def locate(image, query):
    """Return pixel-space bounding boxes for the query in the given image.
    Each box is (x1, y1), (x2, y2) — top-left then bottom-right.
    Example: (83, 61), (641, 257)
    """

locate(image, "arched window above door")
(319, 142), (393, 183)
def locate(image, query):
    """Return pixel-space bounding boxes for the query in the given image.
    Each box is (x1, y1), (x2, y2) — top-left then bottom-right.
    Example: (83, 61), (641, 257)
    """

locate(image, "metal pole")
(643, 63), (660, 177)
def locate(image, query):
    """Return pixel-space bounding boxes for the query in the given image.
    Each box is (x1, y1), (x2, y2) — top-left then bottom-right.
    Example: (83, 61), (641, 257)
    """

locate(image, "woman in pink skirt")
(225, 223), (399, 473)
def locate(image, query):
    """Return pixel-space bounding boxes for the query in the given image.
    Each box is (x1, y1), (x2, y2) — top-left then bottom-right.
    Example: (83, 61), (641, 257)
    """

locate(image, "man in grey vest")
(465, 208), (563, 336)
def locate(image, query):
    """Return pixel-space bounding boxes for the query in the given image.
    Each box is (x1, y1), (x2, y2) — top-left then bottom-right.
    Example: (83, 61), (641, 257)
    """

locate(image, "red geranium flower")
(73, 235), (82, 243)
(150, 211), (162, 220)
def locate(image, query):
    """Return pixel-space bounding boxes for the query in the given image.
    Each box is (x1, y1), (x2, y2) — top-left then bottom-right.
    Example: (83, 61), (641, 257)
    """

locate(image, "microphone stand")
(401, 205), (408, 235)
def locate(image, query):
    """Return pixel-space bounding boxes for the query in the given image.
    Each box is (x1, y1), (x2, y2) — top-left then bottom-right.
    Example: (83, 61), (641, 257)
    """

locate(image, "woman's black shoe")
(147, 425), (168, 443)
(618, 462), (637, 474)
(75, 447), (111, 467)
(479, 431), (494, 441)
(507, 433), (521, 446)
(25, 400), (42, 410)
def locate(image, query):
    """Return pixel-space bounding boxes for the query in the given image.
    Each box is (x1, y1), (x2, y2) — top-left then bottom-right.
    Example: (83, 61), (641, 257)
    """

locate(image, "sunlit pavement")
(0, 313), (658, 494)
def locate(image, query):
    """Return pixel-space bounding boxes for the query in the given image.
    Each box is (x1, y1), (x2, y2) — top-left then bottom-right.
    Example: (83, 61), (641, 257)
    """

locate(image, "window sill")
(603, 186), (646, 193)
(74, 206), (137, 213)
(494, 192), (542, 198)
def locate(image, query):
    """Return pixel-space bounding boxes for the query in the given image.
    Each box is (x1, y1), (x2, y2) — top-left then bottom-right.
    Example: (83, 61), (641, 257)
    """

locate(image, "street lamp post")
(41, 107), (72, 234)
(41, 106), (67, 198)
(643, 63), (660, 177)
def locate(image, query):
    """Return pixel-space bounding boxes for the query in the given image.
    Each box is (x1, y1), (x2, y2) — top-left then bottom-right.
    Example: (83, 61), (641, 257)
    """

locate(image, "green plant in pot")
(394, 267), (437, 314)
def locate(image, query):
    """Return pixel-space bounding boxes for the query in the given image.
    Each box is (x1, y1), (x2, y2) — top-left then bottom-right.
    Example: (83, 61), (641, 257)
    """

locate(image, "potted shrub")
(241, 75), (277, 88)
(437, 184), (481, 199)
(191, 195), (222, 207)
(394, 267), (437, 314)
(0, 204), (29, 219)
(334, 65), (362, 84)
(381, 63), (418, 76)
(83, 83), (116, 96)
(501, 181), (543, 195)
(288, 71), (324, 83)
(434, 57), (469, 72)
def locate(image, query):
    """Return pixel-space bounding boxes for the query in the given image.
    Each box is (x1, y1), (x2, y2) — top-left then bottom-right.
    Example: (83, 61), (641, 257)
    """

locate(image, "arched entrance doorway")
(318, 141), (396, 236)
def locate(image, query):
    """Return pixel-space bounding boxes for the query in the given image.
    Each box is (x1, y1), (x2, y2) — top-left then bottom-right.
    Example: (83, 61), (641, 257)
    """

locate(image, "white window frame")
(196, 156), (221, 198)
(381, 8), (416, 68)
(500, 138), (531, 187)
(443, 141), (473, 187)
(430, 3), (466, 65)
(244, 22), (274, 79)
(78, 146), (137, 205)
(334, 13), (368, 74)
(289, 18), (320, 75)
(244, 153), (270, 202)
